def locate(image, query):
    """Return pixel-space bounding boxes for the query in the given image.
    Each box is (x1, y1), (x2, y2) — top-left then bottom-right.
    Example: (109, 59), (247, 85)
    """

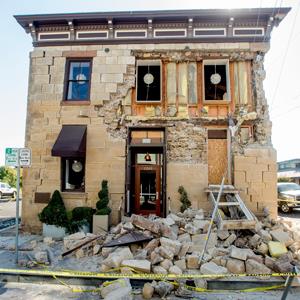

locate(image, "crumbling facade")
(15, 8), (289, 232)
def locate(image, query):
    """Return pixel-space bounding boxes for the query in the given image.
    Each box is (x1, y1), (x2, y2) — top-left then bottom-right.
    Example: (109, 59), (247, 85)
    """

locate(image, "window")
(62, 158), (85, 191)
(203, 60), (230, 101)
(65, 60), (91, 101)
(136, 60), (161, 102)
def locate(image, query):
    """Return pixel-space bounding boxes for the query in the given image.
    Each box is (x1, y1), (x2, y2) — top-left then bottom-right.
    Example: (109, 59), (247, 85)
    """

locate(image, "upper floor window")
(203, 60), (230, 101)
(65, 59), (91, 101)
(136, 60), (161, 102)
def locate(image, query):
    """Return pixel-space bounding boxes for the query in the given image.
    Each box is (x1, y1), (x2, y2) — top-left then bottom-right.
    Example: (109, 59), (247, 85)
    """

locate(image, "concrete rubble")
(18, 210), (300, 298)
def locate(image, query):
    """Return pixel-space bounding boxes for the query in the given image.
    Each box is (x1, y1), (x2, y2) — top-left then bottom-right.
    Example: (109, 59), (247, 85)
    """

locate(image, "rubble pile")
(24, 209), (300, 299)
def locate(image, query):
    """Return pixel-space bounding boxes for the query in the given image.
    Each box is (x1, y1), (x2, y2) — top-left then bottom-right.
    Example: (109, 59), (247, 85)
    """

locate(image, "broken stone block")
(75, 248), (86, 259)
(248, 234), (261, 248)
(175, 259), (186, 271)
(258, 229), (272, 243)
(102, 247), (133, 268)
(163, 217), (176, 226)
(159, 246), (174, 260)
(184, 208), (204, 219)
(289, 241), (300, 253)
(191, 233), (217, 253)
(169, 265), (183, 275)
(270, 229), (294, 247)
(168, 213), (183, 224)
(186, 254), (200, 269)
(230, 246), (254, 261)
(217, 230), (230, 240)
(131, 214), (160, 234)
(144, 239), (159, 255)
(134, 249), (148, 260)
(245, 259), (272, 275)
(160, 224), (177, 240)
(223, 233), (237, 247)
(264, 256), (276, 270)
(257, 242), (269, 255)
(150, 250), (164, 265)
(234, 237), (248, 248)
(154, 281), (174, 297)
(273, 254), (294, 273)
(178, 242), (192, 259)
(153, 266), (168, 274)
(102, 247), (116, 258)
(226, 259), (245, 274)
(43, 237), (54, 245)
(193, 220), (209, 233)
(123, 222), (134, 231)
(93, 244), (101, 255)
(104, 286), (132, 300)
(268, 241), (288, 258)
(160, 237), (181, 256)
(142, 283), (154, 300)
(121, 259), (151, 273)
(200, 262), (228, 275)
(121, 267), (134, 274)
(208, 247), (229, 257)
(63, 232), (86, 250)
(178, 233), (191, 243)
(100, 278), (131, 298)
(160, 259), (173, 271)
(34, 251), (49, 265)
(184, 223), (199, 235)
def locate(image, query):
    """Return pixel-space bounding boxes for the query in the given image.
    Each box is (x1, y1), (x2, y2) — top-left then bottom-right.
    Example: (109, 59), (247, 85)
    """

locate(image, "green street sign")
(5, 148), (19, 167)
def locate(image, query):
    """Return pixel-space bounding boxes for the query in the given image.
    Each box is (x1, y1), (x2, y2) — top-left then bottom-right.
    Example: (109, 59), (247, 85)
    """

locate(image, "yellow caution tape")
(0, 267), (298, 280)
(278, 199), (300, 204)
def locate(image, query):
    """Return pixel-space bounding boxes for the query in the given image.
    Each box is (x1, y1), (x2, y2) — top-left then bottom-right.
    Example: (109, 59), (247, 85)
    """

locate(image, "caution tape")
(0, 267), (299, 280)
(278, 199), (300, 204)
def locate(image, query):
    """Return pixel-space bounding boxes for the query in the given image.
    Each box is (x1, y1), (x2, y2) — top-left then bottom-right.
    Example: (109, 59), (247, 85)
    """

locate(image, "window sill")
(61, 101), (91, 106)
(203, 100), (231, 105)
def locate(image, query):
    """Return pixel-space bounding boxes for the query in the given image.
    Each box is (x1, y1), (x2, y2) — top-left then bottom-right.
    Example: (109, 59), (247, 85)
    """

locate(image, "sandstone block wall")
(234, 146), (278, 219)
(22, 42), (275, 232)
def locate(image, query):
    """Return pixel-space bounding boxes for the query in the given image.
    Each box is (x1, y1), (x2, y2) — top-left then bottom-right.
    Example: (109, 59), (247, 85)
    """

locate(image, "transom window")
(65, 60), (91, 101)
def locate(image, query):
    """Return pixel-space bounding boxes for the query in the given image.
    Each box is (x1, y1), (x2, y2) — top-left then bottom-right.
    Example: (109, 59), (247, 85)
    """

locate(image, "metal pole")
(199, 176), (225, 265)
(281, 266), (298, 300)
(15, 150), (20, 264)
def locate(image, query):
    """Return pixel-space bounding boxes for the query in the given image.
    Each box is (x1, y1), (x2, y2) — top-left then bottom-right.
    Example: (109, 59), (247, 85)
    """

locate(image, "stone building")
(15, 8), (290, 232)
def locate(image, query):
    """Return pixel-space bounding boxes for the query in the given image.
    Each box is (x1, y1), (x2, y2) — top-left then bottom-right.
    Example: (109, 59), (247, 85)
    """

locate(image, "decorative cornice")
(15, 8), (290, 46)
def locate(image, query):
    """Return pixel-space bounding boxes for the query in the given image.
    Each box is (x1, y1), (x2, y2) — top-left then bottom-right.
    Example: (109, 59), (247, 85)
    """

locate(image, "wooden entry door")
(208, 130), (228, 184)
(135, 165), (161, 216)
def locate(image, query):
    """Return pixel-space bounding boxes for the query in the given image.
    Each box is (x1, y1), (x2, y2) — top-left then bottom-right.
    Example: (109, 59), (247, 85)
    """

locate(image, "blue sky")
(0, 0), (299, 165)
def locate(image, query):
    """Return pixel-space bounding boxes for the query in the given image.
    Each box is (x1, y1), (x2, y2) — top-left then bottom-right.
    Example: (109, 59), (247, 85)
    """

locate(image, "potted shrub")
(69, 207), (96, 233)
(93, 180), (111, 234)
(38, 190), (68, 238)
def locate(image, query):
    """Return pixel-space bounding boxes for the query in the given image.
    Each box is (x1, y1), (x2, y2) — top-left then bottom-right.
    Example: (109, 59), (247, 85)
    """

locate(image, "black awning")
(51, 125), (87, 157)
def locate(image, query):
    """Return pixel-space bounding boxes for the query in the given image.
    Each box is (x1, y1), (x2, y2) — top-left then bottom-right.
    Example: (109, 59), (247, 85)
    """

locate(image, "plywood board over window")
(207, 129), (229, 184)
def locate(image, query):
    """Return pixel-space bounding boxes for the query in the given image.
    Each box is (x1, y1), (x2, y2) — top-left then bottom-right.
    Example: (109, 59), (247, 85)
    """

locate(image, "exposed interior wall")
(167, 162), (210, 213)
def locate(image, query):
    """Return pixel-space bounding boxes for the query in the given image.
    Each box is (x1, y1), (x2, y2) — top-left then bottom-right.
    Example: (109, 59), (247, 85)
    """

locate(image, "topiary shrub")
(178, 186), (191, 213)
(38, 190), (68, 228)
(72, 207), (96, 225)
(95, 180), (111, 215)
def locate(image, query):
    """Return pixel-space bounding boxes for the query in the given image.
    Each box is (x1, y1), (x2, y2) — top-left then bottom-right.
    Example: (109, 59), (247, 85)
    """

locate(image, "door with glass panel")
(135, 164), (161, 216)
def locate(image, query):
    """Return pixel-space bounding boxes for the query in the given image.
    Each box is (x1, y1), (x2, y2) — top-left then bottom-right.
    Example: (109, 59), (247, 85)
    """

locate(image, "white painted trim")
(76, 30), (108, 40)
(38, 32), (70, 41)
(193, 28), (226, 37)
(114, 29), (147, 39)
(153, 28), (187, 38)
(233, 27), (264, 37)
(202, 59), (231, 102)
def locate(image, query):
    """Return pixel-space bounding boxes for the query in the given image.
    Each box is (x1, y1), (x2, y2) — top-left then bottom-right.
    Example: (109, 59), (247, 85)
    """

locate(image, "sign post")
(5, 147), (31, 264)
